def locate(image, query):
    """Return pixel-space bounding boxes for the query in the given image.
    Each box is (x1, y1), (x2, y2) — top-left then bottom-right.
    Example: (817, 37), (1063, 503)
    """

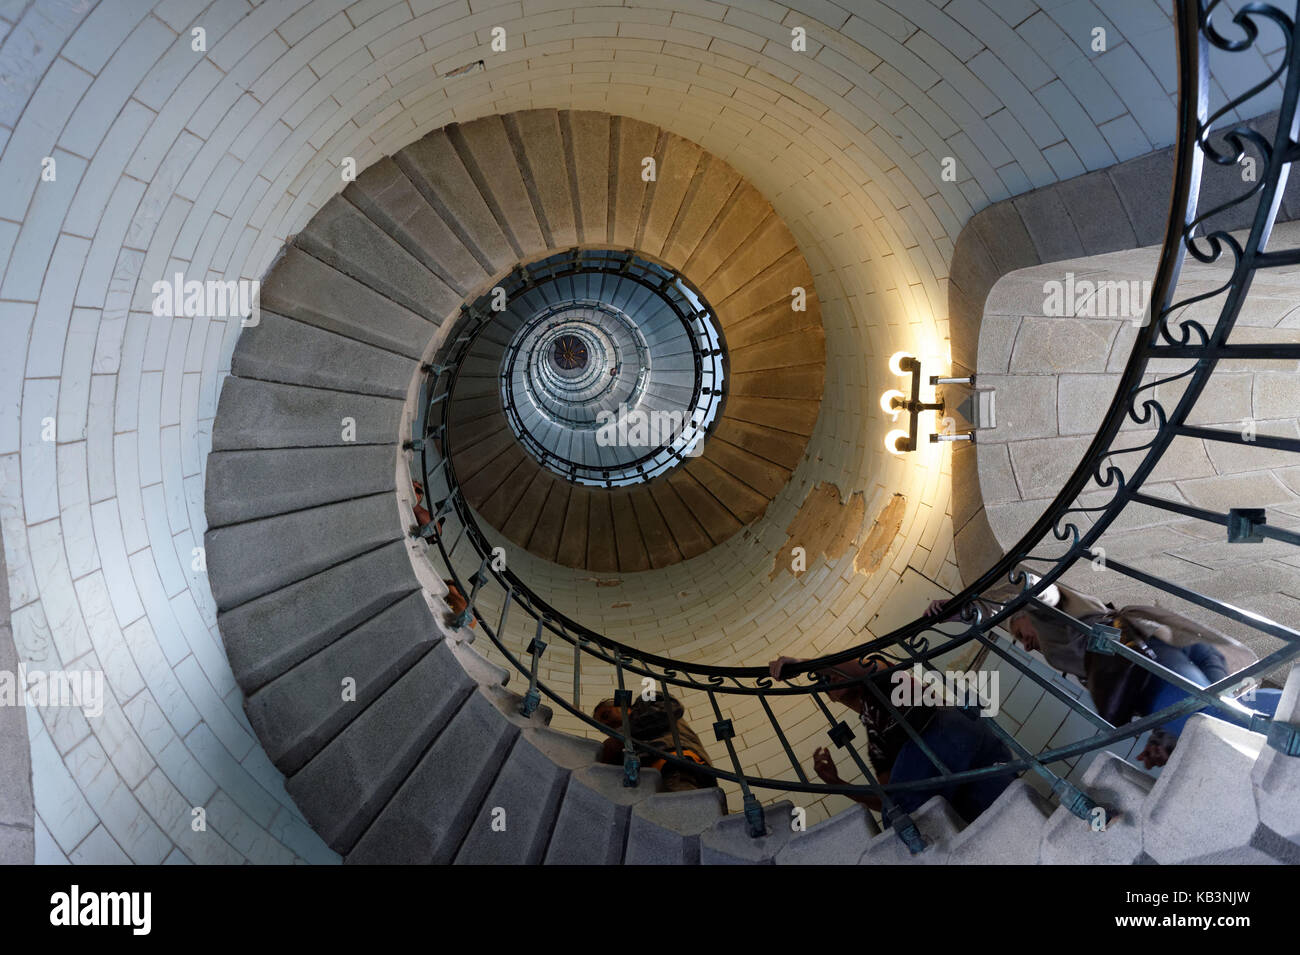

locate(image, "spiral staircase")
(205, 99), (1300, 864)
(5, 0), (1300, 868)
(204, 107), (829, 861)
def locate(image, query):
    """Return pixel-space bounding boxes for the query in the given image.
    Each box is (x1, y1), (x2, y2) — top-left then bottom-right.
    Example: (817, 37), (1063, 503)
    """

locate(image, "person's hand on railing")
(924, 598), (953, 619)
(768, 656), (805, 680)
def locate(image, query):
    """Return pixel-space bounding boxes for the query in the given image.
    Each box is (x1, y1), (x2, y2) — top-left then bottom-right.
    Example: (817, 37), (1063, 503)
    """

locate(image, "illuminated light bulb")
(888, 351), (915, 376)
(884, 429), (910, 455)
(880, 389), (905, 416)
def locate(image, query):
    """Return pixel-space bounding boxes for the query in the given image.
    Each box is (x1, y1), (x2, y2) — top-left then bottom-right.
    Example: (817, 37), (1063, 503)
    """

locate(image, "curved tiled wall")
(0, 0), (1283, 861)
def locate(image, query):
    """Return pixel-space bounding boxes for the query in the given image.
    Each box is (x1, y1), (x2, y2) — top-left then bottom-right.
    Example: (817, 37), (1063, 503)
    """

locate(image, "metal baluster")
(615, 660), (639, 787)
(809, 689), (926, 854)
(969, 628), (1112, 732)
(572, 637), (583, 713)
(706, 690), (765, 837)
(495, 586), (512, 639)
(858, 667), (953, 777)
(893, 632), (1103, 828)
(447, 514), (467, 558)
(660, 678), (683, 759)
(756, 693), (809, 785)
(1087, 553), (1300, 646)
(414, 487), (458, 542)
(520, 616), (546, 718)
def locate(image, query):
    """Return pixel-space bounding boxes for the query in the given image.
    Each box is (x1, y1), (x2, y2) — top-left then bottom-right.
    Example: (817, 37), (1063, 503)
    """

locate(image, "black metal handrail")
(408, 0), (1300, 850)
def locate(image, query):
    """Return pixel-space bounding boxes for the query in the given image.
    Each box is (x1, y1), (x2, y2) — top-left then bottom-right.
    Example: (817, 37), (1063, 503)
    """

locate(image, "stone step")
(775, 804), (879, 865)
(858, 796), (966, 865)
(626, 787), (728, 865)
(230, 311), (415, 400)
(260, 246), (434, 358)
(1251, 664), (1300, 849)
(449, 639), (511, 687)
(346, 690), (517, 864)
(453, 114), (545, 259)
(217, 540), (418, 693)
(523, 726), (602, 770)
(665, 469), (742, 546)
(522, 482), (570, 565)
(473, 319), (523, 348)
(344, 157), (489, 295)
(212, 377), (404, 451)
(555, 110), (604, 245)
(457, 353), (502, 379)
(295, 194), (460, 321)
(452, 428), (516, 487)
(544, 765), (665, 864)
(946, 779), (1053, 865)
(661, 152), (741, 268)
(625, 486), (681, 569)
(205, 445), (396, 528)
(445, 393), (503, 430)
(1142, 714), (1269, 864)
(287, 642), (476, 854)
(639, 132), (704, 260)
(699, 799), (795, 864)
(646, 480), (712, 560)
(683, 182), (772, 286)
(1041, 752), (1153, 865)
(505, 108), (577, 248)
(205, 492), (400, 611)
(461, 447), (533, 516)
(243, 592), (440, 775)
(395, 129), (515, 274)
(453, 731), (573, 864)
(610, 115), (659, 249)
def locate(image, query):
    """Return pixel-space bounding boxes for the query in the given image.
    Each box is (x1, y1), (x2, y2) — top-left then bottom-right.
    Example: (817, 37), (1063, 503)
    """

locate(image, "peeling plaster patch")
(854, 493), (908, 576)
(579, 577), (623, 587)
(770, 481), (866, 579)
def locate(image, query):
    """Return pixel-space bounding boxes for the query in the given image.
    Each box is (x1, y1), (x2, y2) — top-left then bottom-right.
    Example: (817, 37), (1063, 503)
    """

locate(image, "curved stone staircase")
(205, 108), (1300, 864)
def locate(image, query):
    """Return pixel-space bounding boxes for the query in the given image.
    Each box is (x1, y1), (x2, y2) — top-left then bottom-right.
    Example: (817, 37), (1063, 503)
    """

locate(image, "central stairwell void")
(204, 5), (1300, 866)
(484, 249), (727, 488)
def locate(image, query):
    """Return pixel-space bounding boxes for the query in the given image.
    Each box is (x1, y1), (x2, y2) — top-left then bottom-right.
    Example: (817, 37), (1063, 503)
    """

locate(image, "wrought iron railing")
(407, 0), (1300, 852)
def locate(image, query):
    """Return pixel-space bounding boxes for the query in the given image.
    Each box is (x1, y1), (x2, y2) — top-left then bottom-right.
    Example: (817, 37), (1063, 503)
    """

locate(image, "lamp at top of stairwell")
(881, 353), (960, 454)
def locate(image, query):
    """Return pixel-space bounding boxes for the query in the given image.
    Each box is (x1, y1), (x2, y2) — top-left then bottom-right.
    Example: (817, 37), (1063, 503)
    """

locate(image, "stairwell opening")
(455, 247), (731, 488)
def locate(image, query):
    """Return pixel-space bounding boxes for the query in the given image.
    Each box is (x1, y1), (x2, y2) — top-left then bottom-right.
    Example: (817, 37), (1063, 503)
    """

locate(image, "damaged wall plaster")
(771, 482), (907, 580)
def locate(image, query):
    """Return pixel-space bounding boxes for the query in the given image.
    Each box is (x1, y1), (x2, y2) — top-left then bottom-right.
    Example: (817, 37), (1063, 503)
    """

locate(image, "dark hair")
(627, 694), (685, 739)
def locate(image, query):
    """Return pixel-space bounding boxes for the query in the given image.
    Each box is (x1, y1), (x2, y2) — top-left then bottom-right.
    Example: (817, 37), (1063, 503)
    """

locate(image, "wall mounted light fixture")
(881, 353), (977, 454)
